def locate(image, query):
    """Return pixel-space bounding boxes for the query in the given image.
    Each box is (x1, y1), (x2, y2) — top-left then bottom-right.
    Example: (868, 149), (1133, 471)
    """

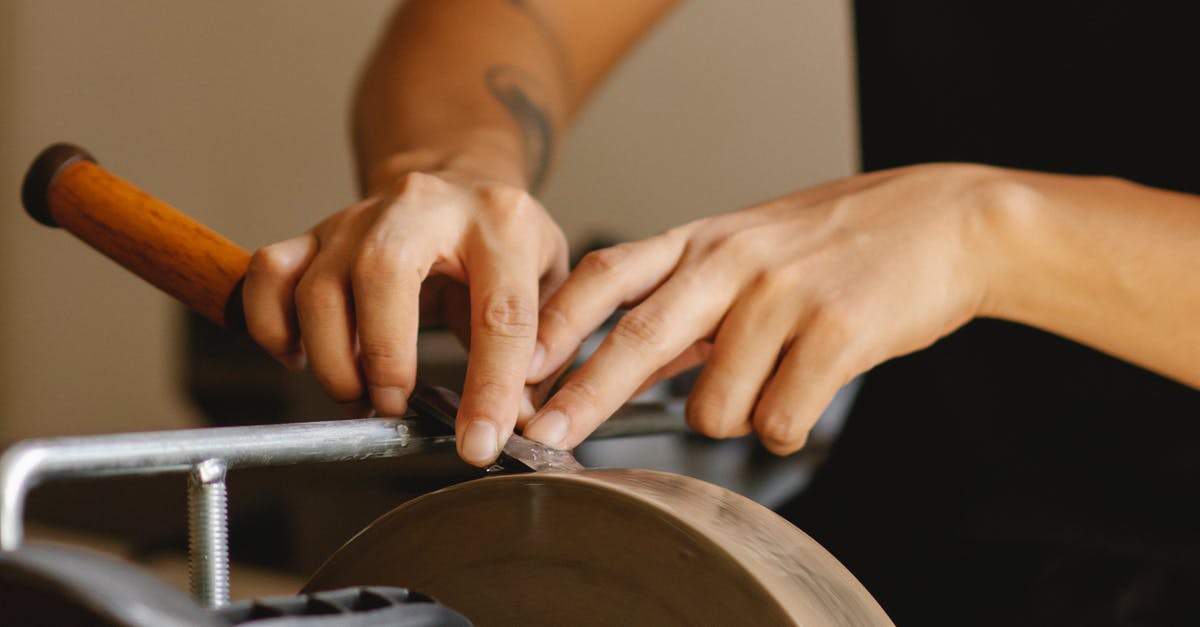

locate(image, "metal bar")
(188, 459), (229, 607)
(0, 416), (446, 552)
(0, 405), (687, 553)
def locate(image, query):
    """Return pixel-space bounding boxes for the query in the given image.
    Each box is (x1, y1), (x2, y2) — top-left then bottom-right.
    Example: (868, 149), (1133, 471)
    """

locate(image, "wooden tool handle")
(21, 143), (250, 330)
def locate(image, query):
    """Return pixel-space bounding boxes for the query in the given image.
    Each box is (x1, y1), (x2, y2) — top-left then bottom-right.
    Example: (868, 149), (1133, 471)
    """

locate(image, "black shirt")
(780, 3), (1200, 625)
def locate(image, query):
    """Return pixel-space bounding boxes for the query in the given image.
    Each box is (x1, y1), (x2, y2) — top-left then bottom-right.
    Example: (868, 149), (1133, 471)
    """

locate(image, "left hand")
(242, 163), (569, 466)
(522, 163), (1018, 454)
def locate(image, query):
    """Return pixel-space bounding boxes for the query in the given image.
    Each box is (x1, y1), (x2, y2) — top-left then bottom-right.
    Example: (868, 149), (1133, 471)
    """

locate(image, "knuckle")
(475, 186), (537, 231)
(247, 245), (292, 280)
(611, 309), (671, 355)
(686, 396), (739, 439)
(577, 246), (629, 277)
(536, 303), (570, 346)
(560, 377), (601, 410)
(359, 338), (410, 383)
(394, 170), (444, 196)
(755, 413), (808, 455)
(748, 270), (792, 299)
(468, 372), (516, 404)
(808, 298), (860, 346)
(706, 228), (759, 260)
(478, 294), (537, 339)
(475, 184), (529, 210)
(295, 275), (345, 316)
(538, 301), (569, 330)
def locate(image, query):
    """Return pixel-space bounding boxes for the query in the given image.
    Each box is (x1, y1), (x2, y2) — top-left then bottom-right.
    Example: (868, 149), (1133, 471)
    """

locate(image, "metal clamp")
(0, 417), (449, 607)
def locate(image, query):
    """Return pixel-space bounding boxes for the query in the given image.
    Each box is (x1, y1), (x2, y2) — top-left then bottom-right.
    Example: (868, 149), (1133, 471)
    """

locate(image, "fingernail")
(524, 409), (570, 448)
(370, 386), (408, 416)
(529, 343), (546, 376)
(461, 420), (500, 464)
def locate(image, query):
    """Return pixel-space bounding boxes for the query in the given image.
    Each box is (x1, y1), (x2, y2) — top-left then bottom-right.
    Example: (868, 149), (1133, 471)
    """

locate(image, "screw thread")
(188, 459), (229, 607)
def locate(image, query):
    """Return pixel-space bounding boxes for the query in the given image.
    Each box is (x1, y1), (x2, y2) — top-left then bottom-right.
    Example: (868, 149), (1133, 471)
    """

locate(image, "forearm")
(978, 169), (1200, 387)
(353, 0), (675, 195)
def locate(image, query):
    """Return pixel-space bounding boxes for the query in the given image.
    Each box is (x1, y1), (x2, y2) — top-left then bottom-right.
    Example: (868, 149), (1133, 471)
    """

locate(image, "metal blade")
(408, 382), (583, 473)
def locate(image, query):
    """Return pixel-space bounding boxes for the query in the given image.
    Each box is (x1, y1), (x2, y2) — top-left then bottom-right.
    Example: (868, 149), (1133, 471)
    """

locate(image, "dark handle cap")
(21, 143), (97, 227)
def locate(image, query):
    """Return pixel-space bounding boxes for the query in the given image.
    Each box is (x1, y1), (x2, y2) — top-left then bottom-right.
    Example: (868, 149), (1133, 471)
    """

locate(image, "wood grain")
(45, 160), (250, 330)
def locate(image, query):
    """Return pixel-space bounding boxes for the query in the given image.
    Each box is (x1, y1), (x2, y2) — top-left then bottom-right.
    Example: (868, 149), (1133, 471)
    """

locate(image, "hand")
(242, 164), (568, 466)
(523, 163), (1015, 454)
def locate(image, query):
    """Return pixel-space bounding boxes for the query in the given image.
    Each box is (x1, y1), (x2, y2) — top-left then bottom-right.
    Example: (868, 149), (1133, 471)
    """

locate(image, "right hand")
(242, 165), (568, 466)
(523, 164), (1002, 455)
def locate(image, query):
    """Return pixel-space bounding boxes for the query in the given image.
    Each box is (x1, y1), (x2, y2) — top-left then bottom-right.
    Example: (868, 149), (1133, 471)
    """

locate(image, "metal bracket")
(0, 417), (449, 607)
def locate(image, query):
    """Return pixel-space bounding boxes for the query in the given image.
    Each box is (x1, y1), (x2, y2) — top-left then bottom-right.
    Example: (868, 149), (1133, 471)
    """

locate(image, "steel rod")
(0, 406), (686, 554)
(0, 417), (443, 552)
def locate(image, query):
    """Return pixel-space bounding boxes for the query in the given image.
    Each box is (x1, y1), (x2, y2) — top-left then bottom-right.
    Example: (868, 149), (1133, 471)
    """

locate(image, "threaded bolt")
(188, 458), (229, 607)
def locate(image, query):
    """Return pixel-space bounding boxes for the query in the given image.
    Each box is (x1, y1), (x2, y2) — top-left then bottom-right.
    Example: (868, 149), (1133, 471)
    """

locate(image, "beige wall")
(543, 0), (859, 239)
(0, 1), (856, 439)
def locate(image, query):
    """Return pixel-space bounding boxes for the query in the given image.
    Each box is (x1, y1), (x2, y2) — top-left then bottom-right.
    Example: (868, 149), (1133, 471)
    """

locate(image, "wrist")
(961, 166), (1053, 323)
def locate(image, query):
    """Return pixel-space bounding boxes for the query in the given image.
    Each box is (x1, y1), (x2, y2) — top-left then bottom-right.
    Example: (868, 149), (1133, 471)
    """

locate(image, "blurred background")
(0, 0), (857, 596)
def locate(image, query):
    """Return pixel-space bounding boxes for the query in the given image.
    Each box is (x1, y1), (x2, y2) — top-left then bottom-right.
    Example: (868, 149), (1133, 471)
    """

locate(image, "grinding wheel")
(305, 469), (893, 626)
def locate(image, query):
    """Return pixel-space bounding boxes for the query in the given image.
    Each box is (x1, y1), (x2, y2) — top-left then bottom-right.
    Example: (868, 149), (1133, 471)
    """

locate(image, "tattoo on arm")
(503, 0), (572, 91)
(485, 65), (554, 193)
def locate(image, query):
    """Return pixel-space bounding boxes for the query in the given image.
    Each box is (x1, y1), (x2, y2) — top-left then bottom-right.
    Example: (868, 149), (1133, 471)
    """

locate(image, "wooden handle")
(21, 143), (250, 330)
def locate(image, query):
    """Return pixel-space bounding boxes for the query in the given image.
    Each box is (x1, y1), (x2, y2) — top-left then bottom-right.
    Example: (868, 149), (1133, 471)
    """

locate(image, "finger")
(512, 220), (571, 428)
(752, 309), (863, 456)
(537, 225), (570, 305)
(352, 239), (431, 417)
(529, 232), (686, 382)
(687, 281), (796, 439)
(352, 191), (464, 417)
(516, 341), (581, 429)
(518, 322), (577, 428)
(524, 266), (736, 449)
(295, 219), (369, 404)
(243, 234), (317, 370)
(454, 244), (542, 466)
(518, 388), (539, 425)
